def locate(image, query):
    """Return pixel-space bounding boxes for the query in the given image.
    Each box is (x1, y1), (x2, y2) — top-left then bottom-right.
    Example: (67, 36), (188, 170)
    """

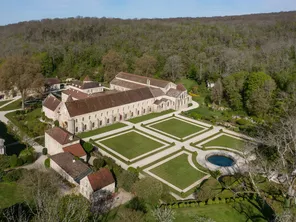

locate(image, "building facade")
(43, 72), (191, 134)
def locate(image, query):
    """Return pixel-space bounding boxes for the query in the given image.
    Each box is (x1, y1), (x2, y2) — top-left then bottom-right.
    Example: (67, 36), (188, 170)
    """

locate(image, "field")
(77, 122), (127, 138)
(0, 182), (23, 209)
(149, 153), (207, 190)
(0, 99), (22, 111)
(128, 109), (174, 124)
(202, 134), (246, 151)
(99, 131), (165, 160)
(149, 118), (205, 139)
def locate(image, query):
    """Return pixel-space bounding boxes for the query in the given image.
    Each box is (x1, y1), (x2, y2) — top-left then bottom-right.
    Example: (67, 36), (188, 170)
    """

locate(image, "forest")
(0, 11), (296, 120)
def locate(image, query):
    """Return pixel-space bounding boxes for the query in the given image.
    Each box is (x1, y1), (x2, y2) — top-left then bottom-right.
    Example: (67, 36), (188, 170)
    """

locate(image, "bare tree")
(135, 54), (157, 77)
(211, 78), (223, 105)
(163, 55), (184, 82)
(102, 50), (127, 82)
(152, 207), (175, 222)
(0, 56), (44, 110)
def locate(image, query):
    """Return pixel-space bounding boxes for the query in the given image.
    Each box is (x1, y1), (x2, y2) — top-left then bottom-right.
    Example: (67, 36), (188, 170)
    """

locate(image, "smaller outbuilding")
(80, 168), (115, 200)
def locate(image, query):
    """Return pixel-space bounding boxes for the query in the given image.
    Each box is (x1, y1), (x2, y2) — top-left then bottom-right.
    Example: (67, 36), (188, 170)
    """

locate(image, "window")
(114, 117), (116, 122)
(76, 127), (78, 132)
(131, 112), (133, 117)
(100, 120), (102, 126)
(95, 114), (97, 118)
(82, 117), (84, 121)
(124, 114), (127, 118)
(137, 110), (139, 115)
(107, 119), (109, 124)
(75, 119), (77, 123)
(84, 125), (87, 130)
(89, 116), (91, 119)
(143, 109), (145, 114)
(92, 122), (95, 127)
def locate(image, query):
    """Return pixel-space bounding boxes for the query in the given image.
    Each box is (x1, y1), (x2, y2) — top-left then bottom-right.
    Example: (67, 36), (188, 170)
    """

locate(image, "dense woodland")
(0, 11), (296, 120)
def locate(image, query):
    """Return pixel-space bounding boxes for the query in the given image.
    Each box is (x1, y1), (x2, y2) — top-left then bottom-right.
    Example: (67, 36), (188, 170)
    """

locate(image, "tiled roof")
(45, 78), (60, 86)
(63, 143), (86, 157)
(66, 95), (74, 102)
(87, 168), (115, 191)
(177, 84), (187, 92)
(116, 72), (170, 88)
(46, 127), (79, 145)
(43, 94), (61, 111)
(149, 88), (165, 97)
(166, 88), (183, 98)
(50, 152), (92, 181)
(63, 89), (89, 100)
(110, 78), (146, 90)
(65, 87), (156, 117)
(71, 80), (101, 90)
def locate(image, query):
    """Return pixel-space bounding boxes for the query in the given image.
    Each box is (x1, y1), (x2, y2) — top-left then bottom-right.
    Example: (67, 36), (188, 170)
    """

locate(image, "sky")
(0, 0), (295, 25)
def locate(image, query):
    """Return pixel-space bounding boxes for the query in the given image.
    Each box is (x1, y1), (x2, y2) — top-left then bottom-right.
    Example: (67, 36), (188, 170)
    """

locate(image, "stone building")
(80, 168), (115, 200)
(42, 72), (191, 134)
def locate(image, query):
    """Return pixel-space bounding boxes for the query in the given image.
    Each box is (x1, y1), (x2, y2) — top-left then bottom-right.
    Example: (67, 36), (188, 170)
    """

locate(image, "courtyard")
(146, 117), (208, 140)
(85, 110), (254, 198)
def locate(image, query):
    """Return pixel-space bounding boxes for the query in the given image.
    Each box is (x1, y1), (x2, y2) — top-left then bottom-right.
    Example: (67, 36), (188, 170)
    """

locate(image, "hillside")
(0, 11), (295, 84)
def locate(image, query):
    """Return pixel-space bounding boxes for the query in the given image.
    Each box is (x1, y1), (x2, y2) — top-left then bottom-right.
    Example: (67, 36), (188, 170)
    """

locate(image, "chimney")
(147, 79), (150, 86)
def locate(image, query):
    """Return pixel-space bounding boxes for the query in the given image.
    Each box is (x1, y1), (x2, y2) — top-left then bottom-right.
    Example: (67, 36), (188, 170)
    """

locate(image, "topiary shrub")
(219, 129), (223, 132)
(236, 119), (249, 126)
(54, 120), (59, 127)
(9, 154), (18, 168)
(83, 142), (93, 153)
(207, 199), (213, 205)
(127, 167), (139, 175)
(210, 126), (214, 129)
(220, 198), (226, 204)
(44, 158), (50, 168)
(199, 202), (205, 207)
(42, 148), (48, 155)
(178, 203), (184, 208)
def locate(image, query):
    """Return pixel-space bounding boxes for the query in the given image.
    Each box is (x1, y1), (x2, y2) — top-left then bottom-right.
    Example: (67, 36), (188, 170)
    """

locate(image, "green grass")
(0, 182), (24, 209)
(0, 99), (22, 111)
(202, 134), (246, 151)
(77, 122), (128, 138)
(5, 108), (49, 138)
(100, 131), (164, 159)
(150, 118), (204, 138)
(177, 78), (197, 90)
(128, 109), (174, 124)
(0, 100), (12, 107)
(149, 153), (207, 190)
(174, 201), (268, 222)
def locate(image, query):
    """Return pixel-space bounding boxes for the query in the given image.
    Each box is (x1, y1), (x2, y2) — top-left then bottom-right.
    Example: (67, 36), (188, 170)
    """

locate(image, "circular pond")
(207, 155), (234, 167)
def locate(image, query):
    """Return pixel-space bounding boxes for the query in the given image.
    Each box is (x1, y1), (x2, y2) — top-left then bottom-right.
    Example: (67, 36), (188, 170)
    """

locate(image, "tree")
(90, 189), (114, 220)
(102, 50), (127, 82)
(93, 157), (105, 170)
(223, 72), (247, 110)
(0, 56), (44, 110)
(114, 208), (145, 222)
(117, 170), (138, 192)
(132, 176), (163, 205)
(211, 78), (223, 105)
(135, 54), (157, 76)
(152, 207), (175, 222)
(163, 55), (184, 82)
(246, 107), (296, 208)
(244, 72), (276, 116)
(83, 142), (93, 153)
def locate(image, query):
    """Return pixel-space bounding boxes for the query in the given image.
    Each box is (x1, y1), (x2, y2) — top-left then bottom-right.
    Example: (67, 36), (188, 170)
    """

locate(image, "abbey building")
(42, 72), (192, 134)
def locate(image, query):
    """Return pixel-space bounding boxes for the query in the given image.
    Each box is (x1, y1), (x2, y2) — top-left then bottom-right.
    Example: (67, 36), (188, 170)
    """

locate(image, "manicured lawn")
(128, 109), (174, 124)
(5, 108), (49, 138)
(150, 118), (204, 138)
(0, 99), (22, 111)
(0, 182), (24, 209)
(149, 153), (207, 190)
(0, 100), (12, 107)
(78, 122), (128, 138)
(177, 78), (197, 90)
(202, 134), (246, 151)
(174, 201), (268, 222)
(100, 131), (164, 159)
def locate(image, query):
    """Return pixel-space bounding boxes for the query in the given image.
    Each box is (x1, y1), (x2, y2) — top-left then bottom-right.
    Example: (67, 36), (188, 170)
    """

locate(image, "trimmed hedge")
(44, 158), (50, 168)
(42, 148), (48, 155)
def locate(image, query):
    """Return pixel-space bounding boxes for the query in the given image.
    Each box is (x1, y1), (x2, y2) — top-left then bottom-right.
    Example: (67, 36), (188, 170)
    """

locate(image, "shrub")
(219, 129), (223, 132)
(126, 197), (147, 213)
(44, 158), (50, 168)
(214, 197), (220, 204)
(54, 120), (59, 127)
(220, 198), (226, 204)
(83, 142), (93, 153)
(9, 154), (18, 168)
(199, 202), (205, 206)
(3, 169), (26, 182)
(128, 167), (139, 176)
(93, 158), (105, 170)
(178, 203), (184, 208)
(17, 158), (23, 166)
(42, 148), (48, 155)
(190, 203), (195, 207)
(118, 170), (138, 192)
(207, 199), (213, 205)
(210, 126), (214, 129)
(236, 119), (249, 126)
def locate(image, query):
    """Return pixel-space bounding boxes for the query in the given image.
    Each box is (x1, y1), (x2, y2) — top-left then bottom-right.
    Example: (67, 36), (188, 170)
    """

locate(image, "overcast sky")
(0, 0), (295, 25)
